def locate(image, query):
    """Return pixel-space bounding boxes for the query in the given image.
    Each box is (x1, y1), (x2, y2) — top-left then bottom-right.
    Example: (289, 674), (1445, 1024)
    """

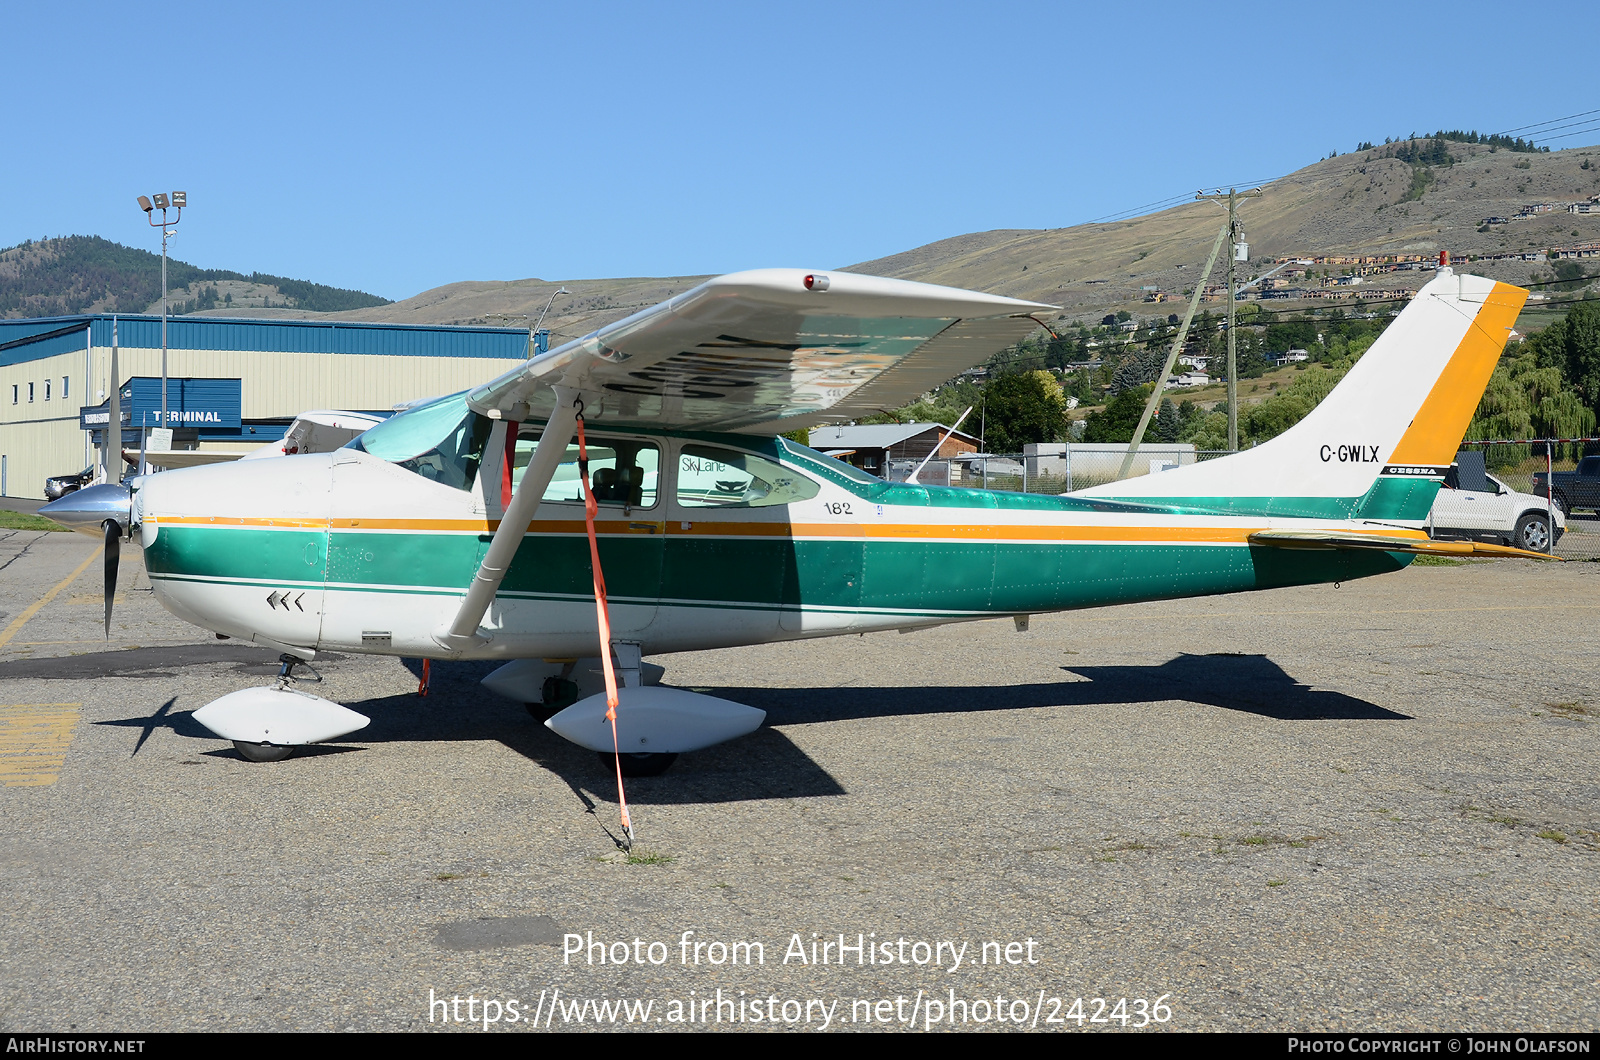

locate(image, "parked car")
(1429, 453), (1565, 552)
(1531, 454), (1600, 515)
(43, 467), (94, 501)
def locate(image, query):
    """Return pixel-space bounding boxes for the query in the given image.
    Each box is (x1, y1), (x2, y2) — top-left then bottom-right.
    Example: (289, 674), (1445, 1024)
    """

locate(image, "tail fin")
(1076, 270), (1527, 523)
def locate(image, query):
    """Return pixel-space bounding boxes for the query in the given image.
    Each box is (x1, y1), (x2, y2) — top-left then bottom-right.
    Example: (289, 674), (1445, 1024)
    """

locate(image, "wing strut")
(435, 386), (582, 650)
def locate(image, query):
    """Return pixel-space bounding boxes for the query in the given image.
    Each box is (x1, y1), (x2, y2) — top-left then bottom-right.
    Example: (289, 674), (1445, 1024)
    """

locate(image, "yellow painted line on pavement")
(0, 703), (83, 787)
(0, 544), (104, 651)
(67, 594), (125, 606)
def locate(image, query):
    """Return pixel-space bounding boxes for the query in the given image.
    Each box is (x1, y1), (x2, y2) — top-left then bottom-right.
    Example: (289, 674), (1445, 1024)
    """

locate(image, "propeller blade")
(103, 520), (121, 639)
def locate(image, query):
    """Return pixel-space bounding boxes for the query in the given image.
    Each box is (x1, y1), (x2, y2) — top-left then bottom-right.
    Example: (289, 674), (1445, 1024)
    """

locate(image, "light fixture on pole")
(492, 287), (572, 359)
(530, 287), (570, 358)
(138, 190), (186, 435)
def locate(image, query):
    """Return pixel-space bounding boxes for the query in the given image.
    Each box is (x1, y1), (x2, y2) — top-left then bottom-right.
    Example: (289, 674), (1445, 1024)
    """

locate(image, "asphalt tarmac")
(1, 526), (1595, 1033)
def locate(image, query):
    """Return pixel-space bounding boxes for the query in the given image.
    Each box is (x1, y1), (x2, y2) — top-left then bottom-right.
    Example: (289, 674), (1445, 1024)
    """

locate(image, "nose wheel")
(233, 740), (295, 763)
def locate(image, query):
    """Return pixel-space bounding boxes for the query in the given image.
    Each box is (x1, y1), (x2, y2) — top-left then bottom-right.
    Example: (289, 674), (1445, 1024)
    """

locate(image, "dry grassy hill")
(849, 140), (1600, 318)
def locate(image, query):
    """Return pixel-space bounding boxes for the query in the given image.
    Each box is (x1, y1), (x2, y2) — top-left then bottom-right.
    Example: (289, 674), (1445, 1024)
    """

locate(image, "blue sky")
(6, 2), (1596, 300)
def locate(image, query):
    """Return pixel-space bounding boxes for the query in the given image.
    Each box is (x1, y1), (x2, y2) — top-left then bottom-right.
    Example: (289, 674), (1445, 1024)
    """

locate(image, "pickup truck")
(1531, 455), (1600, 515)
(1430, 452), (1565, 552)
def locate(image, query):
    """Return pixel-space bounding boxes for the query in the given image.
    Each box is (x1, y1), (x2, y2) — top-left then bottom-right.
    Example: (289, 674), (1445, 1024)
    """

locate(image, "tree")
(1155, 397), (1181, 442)
(981, 371), (1066, 453)
(1467, 338), (1595, 465)
(1109, 346), (1165, 395)
(1264, 320), (1317, 353)
(1081, 385), (1151, 444)
(1513, 301), (1600, 441)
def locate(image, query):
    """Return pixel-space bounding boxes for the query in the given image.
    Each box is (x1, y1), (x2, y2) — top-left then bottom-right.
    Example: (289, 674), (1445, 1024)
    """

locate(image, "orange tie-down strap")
(577, 413), (634, 849)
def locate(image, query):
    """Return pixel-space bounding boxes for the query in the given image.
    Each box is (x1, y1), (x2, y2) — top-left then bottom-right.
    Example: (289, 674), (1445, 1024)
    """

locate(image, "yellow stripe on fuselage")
(151, 513), (1432, 547)
(1388, 281), (1527, 467)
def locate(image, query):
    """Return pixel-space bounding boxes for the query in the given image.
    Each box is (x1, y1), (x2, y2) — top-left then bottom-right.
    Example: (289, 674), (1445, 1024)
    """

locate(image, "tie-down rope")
(576, 409), (634, 851)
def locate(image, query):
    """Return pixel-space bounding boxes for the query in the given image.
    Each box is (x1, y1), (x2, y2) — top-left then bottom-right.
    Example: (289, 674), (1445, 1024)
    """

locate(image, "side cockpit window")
(345, 392), (492, 492)
(677, 445), (820, 507)
(511, 430), (661, 508)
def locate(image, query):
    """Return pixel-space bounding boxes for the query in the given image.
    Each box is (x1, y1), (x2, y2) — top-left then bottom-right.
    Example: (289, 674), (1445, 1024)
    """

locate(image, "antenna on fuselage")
(906, 406), (973, 485)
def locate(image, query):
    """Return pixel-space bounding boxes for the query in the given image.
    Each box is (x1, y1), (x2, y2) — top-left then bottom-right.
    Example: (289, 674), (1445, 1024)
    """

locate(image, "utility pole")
(1197, 187), (1262, 451)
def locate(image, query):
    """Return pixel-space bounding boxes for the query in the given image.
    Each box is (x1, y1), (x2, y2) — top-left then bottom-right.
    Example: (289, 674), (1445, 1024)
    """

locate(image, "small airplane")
(41, 266), (1537, 777)
(120, 410), (387, 471)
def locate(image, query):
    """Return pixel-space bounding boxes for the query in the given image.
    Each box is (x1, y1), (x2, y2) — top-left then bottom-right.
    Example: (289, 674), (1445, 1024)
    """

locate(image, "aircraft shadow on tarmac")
(71, 646), (1401, 806)
(705, 652), (1409, 725)
(84, 652), (844, 804)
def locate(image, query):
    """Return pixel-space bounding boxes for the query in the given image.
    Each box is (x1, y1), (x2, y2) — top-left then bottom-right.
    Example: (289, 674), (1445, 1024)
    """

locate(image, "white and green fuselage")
(128, 267), (1526, 665)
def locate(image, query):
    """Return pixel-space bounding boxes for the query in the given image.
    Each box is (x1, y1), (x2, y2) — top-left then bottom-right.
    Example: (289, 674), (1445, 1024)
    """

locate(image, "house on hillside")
(809, 422), (981, 479)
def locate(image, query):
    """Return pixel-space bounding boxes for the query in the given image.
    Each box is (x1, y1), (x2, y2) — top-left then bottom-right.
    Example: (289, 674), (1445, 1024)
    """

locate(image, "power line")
(1520, 116), (1600, 141)
(1533, 122), (1600, 145)
(1494, 108), (1600, 137)
(1080, 174), (1289, 226)
(1083, 192), (1196, 225)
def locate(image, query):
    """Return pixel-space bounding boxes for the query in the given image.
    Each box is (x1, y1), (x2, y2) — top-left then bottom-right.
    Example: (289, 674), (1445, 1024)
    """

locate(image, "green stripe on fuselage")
(144, 522), (1406, 618)
(145, 525), (328, 584)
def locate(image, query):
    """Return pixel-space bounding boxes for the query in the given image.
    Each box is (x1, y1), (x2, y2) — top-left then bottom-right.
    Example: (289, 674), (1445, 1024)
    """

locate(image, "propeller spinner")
(38, 482), (137, 639)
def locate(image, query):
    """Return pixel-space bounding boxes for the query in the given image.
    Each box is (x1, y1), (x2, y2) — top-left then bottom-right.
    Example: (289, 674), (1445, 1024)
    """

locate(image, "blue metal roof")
(0, 313), (529, 368)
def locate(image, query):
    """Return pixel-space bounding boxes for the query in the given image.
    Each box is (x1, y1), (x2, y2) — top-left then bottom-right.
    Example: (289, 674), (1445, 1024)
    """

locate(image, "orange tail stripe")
(1388, 281), (1527, 466)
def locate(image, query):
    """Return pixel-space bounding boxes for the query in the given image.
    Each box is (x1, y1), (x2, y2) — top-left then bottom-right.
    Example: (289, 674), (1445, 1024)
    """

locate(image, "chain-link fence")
(894, 441), (1600, 561)
(1459, 439), (1600, 560)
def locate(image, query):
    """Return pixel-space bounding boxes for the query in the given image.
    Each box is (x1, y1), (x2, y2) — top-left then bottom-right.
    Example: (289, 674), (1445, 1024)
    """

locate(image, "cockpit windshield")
(345, 392), (491, 491)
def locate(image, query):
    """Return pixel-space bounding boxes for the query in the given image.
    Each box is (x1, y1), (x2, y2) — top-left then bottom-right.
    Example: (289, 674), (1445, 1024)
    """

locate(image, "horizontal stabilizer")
(1248, 529), (1557, 561)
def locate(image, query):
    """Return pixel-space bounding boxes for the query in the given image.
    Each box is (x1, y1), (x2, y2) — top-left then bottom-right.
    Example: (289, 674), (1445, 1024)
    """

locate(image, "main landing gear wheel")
(598, 751), (678, 777)
(233, 740), (295, 763)
(528, 676), (581, 720)
(1515, 512), (1552, 552)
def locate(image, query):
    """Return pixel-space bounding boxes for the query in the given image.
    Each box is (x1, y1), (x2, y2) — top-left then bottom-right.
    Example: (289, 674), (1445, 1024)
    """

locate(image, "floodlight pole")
(1197, 188), (1262, 451)
(139, 194), (185, 430)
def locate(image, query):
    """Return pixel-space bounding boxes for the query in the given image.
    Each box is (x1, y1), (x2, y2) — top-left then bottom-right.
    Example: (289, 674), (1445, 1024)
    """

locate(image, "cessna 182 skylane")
(41, 267), (1537, 773)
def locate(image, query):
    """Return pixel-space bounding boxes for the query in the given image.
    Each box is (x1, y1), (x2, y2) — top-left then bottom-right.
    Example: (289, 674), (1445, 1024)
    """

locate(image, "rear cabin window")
(676, 445), (820, 508)
(512, 430), (660, 508)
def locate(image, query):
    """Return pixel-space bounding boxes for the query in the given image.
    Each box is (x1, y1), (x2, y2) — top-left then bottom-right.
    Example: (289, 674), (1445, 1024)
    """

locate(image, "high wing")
(465, 269), (1058, 433)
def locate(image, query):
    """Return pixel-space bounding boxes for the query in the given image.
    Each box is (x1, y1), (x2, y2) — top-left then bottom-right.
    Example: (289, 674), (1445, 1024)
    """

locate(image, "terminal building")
(0, 314), (537, 499)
